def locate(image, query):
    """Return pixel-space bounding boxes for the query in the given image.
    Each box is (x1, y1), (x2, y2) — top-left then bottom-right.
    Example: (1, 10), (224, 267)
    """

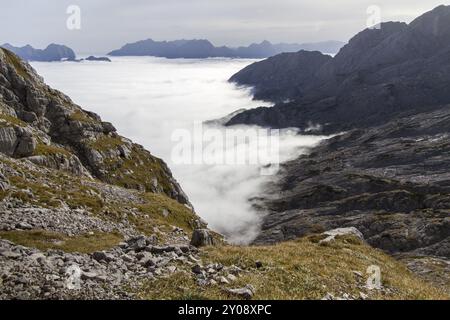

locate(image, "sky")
(0, 0), (449, 54)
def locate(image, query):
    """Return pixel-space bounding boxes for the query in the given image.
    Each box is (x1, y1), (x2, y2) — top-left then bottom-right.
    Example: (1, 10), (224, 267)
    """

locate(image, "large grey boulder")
(14, 131), (36, 157)
(0, 127), (36, 157)
(320, 227), (365, 244)
(191, 229), (214, 247)
(225, 285), (256, 300)
(0, 127), (18, 156)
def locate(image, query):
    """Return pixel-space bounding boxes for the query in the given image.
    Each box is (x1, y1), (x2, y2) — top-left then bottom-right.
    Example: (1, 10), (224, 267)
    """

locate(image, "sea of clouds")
(31, 57), (325, 244)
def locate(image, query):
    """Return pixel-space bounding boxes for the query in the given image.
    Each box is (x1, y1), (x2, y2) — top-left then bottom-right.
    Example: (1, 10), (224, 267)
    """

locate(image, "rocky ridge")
(0, 48), (189, 205)
(228, 5), (450, 133)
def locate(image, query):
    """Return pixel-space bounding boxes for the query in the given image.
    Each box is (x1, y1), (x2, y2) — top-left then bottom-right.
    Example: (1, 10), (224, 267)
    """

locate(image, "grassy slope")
(0, 155), (199, 241)
(138, 236), (449, 300)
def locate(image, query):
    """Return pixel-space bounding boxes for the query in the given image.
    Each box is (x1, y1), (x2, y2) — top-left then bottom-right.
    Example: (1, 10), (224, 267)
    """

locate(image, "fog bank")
(32, 57), (325, 243)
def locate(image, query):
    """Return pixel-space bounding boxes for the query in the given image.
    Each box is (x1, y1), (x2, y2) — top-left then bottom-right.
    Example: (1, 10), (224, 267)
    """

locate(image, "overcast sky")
(0, 0), (448, 54)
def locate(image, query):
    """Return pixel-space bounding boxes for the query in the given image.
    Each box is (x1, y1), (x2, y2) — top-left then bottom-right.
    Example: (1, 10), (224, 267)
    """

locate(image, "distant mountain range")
(108, 39), (344, 59)
(1, 43), (76, 62)
(1, 40), (344, 62)
(1, 44), (112, 63)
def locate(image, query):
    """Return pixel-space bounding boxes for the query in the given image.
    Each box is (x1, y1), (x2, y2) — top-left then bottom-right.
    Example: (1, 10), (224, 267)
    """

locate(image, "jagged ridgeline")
(228, 5), (450, 133)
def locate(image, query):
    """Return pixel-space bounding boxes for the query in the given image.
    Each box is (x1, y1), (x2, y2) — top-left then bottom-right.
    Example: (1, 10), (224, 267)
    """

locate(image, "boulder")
(92, 251), (115, 263)
(127, 236), (147, 251)
(190, 229), (214, 247)
(225, 285), (255, 300)
(0, 127), (18, 156)
(320, 227), (364, 244)
(14, 133), (36, 157)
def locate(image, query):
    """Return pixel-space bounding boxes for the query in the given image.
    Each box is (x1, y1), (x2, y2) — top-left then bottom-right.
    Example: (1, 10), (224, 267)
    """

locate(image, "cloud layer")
(31, 57), (325, 243)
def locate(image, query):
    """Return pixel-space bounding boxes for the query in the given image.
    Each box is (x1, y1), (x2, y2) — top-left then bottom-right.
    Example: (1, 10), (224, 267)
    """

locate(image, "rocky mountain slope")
(227, 5), (450, 292)
(248, 106), (450, 292)
(108, 39), (344, 59)
(1, 44), (76, 62)
(0, 48), (446, 299)
(228, 5), (450, 133)
(253, 107), (450, 255)
(0, 48), (189, 204)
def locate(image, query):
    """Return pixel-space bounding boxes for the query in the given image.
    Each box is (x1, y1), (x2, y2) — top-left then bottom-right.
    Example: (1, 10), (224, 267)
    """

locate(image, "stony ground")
(249, 107), (450, 293)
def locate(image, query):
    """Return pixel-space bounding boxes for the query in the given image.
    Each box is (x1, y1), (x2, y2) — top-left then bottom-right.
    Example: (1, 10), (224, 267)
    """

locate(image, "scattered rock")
(319, 227), (365, 244)
(218, 276), (229, 284)
(92, 251), (115, 263)
(15, 222), (33, 230)
(227, 274), (237, 282)
(225, 285), (255, 300)
(192, 264), (203, 274)
(322, 293), (335, 300)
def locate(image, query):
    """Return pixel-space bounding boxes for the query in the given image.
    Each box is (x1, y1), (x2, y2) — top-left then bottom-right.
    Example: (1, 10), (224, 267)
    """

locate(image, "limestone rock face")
(0, 47), (190, 206)
(0, 127), (36, 157)
(225, 6), (450, 264)
(0, 127), (18, 156)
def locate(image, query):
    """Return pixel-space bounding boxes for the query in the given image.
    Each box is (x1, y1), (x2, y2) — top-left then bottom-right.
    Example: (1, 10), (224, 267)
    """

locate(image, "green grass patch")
(7, 175), (104, 213)
(0, 112), (27, 128)
(103, 145), (174, 196)
(130, 193), (196, 235)
(65, 185), (104, 214)
(69, 109), (98, 124)
(88, 135), (124, 152)
(34, 143), (72, 157)
(0, 230), (123, 253)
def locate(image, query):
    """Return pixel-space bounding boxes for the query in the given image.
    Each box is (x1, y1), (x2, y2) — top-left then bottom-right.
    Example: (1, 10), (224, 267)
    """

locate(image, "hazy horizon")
(1, 1), (449, 54)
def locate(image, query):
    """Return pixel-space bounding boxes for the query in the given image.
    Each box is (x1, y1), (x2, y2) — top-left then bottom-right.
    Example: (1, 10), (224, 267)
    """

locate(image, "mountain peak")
(409, 4), (450, 39)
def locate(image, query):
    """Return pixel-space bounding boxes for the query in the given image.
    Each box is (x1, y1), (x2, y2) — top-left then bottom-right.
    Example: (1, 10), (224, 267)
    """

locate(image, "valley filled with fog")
(31, 57), (325, 243)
